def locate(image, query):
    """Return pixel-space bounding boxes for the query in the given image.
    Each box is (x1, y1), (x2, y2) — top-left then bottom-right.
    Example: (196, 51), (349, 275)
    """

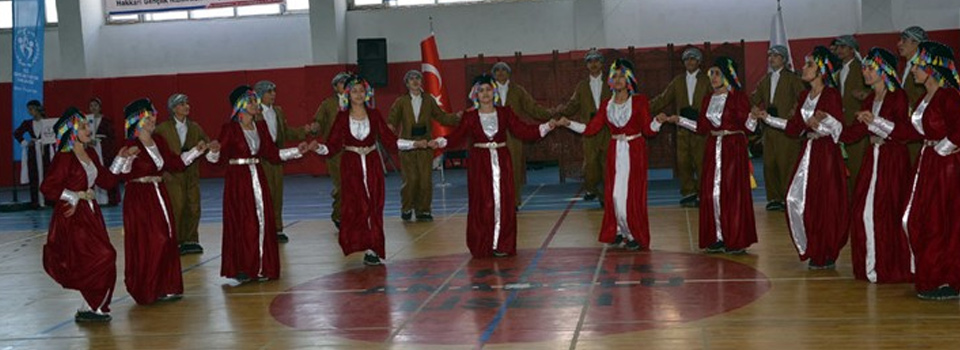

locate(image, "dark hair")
(712, 56), (742, 90)
(472, 73), (496, 87)
(27, 100), (41, 108)
(917, 41), (959, 89)
(53, 107), (84, 152)
(123, 98), (155, 140)
(609, 58), (639, 93)
(810, 46), (842, 87)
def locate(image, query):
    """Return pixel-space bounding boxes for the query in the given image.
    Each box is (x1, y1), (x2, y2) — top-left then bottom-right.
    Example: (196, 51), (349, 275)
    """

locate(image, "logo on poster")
(15, 29), (40, 71)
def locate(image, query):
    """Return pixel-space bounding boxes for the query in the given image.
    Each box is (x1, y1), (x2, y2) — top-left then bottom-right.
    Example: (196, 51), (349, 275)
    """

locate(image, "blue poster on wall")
(11, 0), (45, 163)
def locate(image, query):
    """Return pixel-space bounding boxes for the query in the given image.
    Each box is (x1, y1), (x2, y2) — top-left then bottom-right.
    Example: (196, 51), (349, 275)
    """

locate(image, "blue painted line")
(475, 190), (581, 348)
(37, 253), (222, 336)
(37, 319), (73, 335)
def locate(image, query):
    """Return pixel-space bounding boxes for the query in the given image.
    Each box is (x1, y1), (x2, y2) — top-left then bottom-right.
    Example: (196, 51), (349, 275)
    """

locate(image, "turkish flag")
(420, 34), (453, 139)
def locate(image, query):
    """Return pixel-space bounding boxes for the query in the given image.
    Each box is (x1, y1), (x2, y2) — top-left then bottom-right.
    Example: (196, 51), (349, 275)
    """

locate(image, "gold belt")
(710, 130), (744, 137)
(870, 136), (886, 145)
(345, 146), (377, 155)
(611, 133), (642, 141)
(76, 189), (95, 201)
(229, 158), (260, 165)
(473, 142), (507, 149)
(806, 132), (827, 139)
(131, 176), (162, 183)
(924, 140), (939, 146)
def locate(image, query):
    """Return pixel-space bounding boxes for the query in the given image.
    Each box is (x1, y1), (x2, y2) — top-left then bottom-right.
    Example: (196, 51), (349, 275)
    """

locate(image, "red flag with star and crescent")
(421, 34), (453, 147)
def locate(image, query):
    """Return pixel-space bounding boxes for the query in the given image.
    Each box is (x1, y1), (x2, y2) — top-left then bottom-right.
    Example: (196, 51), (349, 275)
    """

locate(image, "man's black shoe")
(612, 235), (624, 246)
(157, 294), (183, 302)
(75, 311), (111, 323)
(363, 253), (383, 266)
(680, 194), (699, 208)
(416, 213), (434, 222)
(705, 241), (725, 253)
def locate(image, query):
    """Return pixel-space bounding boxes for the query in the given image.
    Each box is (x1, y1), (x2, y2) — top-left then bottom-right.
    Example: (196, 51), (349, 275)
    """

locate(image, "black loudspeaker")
(357, 38), (388, 87)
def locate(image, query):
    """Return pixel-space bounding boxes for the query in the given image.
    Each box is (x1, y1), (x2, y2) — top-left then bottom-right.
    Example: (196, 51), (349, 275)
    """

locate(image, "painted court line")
(386, 257), (472, 342)
(569, 244), (609, 350)
(518, 183), (546, 210)
(475, 190), (581, 349)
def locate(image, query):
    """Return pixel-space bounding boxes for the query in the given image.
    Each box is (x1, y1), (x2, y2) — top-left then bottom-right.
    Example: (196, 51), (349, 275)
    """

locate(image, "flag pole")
(429, 16), (452, 189)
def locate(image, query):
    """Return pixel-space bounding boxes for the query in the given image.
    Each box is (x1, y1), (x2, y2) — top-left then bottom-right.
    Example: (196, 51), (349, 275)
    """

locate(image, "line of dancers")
(39, 30), (960, 323)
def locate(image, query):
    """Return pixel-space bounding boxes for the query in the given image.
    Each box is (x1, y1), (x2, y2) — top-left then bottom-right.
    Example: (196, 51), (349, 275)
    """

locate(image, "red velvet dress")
(323, 109), (399, 258)
(839, 88), (917, 283)
(781, 88), (849, 266)
(120, 135), (186, 303)
(212, 120), (285, 280)
(691, 90), (757, 251)
(41, 149), (119, 313)
(443, 106), (545, 258)
(903, 87), (960, 293)
(580, 95), (659, 247)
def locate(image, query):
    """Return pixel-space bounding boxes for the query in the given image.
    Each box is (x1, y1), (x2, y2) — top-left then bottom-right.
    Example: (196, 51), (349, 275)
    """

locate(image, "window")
(0, 0), (58, 29)
(237, 3), (281, 16)
(144, 11), (189, 22)
(351, 0), (486, 9)
(43, 0), (56, 23)
(286, 0), (309, 11)
(191, 7), (235, 20)
(107, 1), (306, 24)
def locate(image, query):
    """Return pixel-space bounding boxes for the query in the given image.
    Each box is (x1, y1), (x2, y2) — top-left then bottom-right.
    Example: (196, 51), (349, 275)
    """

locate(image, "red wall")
(3, 29), (957, 186)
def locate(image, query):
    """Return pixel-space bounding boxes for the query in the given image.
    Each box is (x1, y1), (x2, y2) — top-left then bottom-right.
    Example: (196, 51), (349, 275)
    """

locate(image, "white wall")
(602, 0), (862, 48)
(887, 0), (960, 32)
(345, 0), (579, 62)
(92, 14), (312, 78)
(862, 0), (960, 34)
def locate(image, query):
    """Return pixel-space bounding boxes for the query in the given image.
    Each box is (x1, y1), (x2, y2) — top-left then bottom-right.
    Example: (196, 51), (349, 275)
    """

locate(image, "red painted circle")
(269, 248), (770, 344)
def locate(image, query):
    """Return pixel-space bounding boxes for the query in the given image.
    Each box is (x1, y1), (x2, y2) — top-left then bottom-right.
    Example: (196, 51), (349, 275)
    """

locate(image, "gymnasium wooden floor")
(1, 166), (958, 349)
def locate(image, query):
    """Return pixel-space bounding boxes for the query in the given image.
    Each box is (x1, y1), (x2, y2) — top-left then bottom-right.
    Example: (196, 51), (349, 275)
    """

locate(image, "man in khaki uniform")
(835, 35), (871, 191)
(650, 47), (711, 207)
(255, 80), (319, 243)
(898, 26), (928, 164)
(313, 72), (352, 228)
(749, 45), (807, 211)
(156, 94), (210, 255)
(388, 70), (461, 222)
(491, 62), (554, 208)
(556, 49), (612, 203)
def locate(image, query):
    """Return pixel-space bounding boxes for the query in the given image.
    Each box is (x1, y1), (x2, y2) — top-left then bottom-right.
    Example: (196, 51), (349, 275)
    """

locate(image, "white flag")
(770, 7), (794, 71)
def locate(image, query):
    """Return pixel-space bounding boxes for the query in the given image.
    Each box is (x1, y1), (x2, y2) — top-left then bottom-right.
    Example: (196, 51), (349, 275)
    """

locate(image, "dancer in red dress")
(754, 46), (849, 269)
(901, 42), (960, 300)
(42, 107), (131, 322)
(434, 74), (557, 258)
(560, 59), (665, 250)
(208, 86), (316, 282)
(116, 99), (212, 303)
(664, 57), (758, 254)
(838, 48), (917, 283)
(316, 75), (429, 265)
